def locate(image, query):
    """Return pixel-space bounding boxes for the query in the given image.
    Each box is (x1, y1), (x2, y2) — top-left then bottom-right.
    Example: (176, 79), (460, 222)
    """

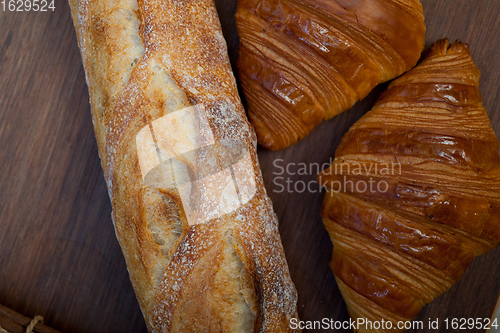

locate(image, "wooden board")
(0, 0), (499, 332)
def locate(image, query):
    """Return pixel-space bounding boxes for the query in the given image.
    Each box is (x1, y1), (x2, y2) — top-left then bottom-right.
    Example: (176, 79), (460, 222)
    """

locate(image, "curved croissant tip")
(257, 134), (280, 151)
(449, 39), (471, 54)
(423, 38), (471, 60)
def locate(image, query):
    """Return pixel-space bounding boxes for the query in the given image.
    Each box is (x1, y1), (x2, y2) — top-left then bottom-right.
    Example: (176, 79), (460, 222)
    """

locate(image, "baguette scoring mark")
(136, 104), (257, 226)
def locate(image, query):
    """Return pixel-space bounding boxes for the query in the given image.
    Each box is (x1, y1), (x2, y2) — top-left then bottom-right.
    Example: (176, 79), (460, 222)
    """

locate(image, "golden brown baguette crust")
(236, 0), (426, 150)
(68, 0), (299, 331)
(319, 39), (500, 332)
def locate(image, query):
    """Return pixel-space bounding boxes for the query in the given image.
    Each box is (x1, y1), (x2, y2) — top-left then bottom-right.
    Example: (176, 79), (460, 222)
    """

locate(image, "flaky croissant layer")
(236, 0), (426, 150)
(319, 39), (500, 332)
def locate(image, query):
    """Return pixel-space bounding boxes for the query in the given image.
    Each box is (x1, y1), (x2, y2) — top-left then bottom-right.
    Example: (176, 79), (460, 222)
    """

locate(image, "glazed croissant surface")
(236, 0), (426, 150)
(319, 39), (500, 332)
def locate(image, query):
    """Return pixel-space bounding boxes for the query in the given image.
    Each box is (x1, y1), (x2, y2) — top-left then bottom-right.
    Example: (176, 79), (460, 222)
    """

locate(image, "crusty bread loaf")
(67, 0), (299, 331)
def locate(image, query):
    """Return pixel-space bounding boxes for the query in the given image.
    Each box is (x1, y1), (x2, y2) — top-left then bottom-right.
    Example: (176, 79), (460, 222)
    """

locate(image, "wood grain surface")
(0, 0), (499, 332)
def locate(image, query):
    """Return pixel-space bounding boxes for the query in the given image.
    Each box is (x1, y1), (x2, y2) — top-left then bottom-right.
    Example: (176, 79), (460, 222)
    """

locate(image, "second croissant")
(319, 39), (500, 332)
(236, 0), (426, 150)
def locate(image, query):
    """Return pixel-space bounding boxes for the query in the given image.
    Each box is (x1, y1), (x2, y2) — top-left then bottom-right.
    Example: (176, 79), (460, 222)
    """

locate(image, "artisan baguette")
(68, 0), (299, 331)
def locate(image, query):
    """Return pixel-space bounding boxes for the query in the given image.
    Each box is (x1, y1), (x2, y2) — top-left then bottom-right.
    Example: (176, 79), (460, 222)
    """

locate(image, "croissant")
(235, 0), (426, 150)
(318, 39), (500, 332)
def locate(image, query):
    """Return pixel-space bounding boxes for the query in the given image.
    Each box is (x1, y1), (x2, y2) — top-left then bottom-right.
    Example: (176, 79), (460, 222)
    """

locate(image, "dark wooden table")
(1, 1), (499, 332)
